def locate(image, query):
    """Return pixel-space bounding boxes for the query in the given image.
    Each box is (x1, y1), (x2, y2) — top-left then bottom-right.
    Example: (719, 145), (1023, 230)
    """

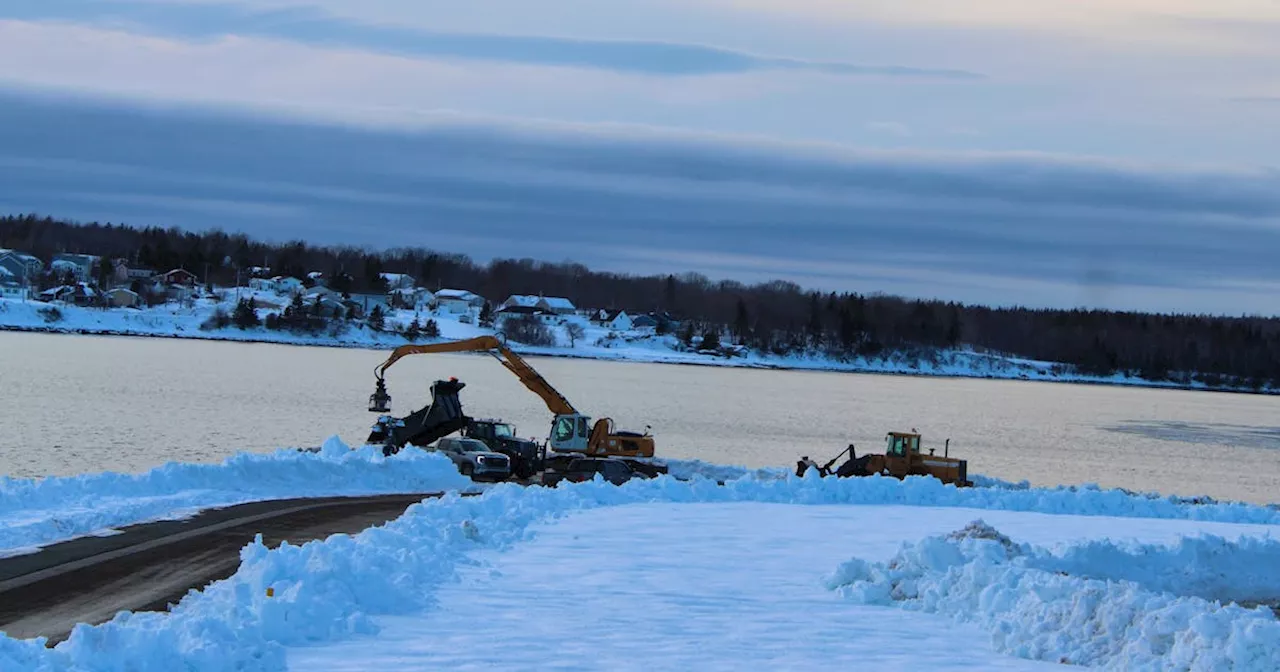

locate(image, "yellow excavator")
(368, 335), (663, 474)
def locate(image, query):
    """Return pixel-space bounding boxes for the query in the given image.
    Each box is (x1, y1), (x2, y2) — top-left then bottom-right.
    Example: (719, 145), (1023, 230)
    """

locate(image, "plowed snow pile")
(3, 470), (1279, 671)
(828, 520), (1280, 669)
(0, 437), (471, 556)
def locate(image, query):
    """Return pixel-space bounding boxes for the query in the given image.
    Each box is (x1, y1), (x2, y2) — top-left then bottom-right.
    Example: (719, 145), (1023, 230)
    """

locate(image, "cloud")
(1, 91), (1278, 314)
(0, 0), (981, 79)
(865, 121), (913, 138)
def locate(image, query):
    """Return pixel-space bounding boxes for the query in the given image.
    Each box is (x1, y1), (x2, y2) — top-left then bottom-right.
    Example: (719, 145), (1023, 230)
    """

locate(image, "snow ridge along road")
(2, 472), (1278, 671)
(0, 493), (453, 643)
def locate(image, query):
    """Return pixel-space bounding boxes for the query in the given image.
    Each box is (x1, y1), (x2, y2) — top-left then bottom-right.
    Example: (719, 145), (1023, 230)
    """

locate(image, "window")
(577, 417), (590, 438)
(553, 417), (575, 442)
(494, 424), (514, 438)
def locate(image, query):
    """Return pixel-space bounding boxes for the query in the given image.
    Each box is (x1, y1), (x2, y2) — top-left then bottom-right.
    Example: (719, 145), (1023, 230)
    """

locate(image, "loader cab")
(886, 432), (921, 458)
(550, 413), (593, 453)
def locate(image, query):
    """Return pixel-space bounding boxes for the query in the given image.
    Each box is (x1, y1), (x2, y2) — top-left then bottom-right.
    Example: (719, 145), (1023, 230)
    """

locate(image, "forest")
(4, 213), (1279, 389)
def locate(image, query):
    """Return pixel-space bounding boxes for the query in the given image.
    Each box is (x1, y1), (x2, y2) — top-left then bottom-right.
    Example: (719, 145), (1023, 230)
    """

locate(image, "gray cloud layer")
(1, 92), (1277, 313)
(2, 0), (982, 79)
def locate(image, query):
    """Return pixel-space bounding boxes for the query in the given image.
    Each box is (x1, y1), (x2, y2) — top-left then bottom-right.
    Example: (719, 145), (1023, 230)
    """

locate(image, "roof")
(542, 297), (576, 311)
(436, 289), (480, 301)
(503, 295), (541, 308)
(52, 253), (99, 263)
(307, 271), (324, 279)
(105, 288), (139, 297)
(51, 259), (79, 271)
(0, 249), (41, 265)
(379, 272), (413, 283)
(604, 309), (628, 320)
(0, 266), (12, 278)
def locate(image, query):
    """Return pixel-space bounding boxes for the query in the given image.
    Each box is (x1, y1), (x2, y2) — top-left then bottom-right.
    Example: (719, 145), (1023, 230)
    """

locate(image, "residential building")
(388, 287), (434, 310)
(104, 288), (141, 308)
(379, 272), (415, 290)
(595, 310), (633, 331)
(271, 276), (305, 294)
(50, 253), (100, 281)
(154, 268), (199, 286)
(499, 294), (577, 316)
(0, 249), (45, 280)
(631, 314), (658, 331)
(435, 289), (486, 314)
(40, 282), (97, 306)
(0, 265), (28, 299)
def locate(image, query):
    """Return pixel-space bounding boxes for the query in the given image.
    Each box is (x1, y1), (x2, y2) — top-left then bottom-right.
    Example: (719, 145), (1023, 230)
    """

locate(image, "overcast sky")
(1, 1), (1278, 313)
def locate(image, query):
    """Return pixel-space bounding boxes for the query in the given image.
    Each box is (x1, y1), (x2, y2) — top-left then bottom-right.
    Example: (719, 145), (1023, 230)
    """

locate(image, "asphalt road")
(0, 493), (451, 644)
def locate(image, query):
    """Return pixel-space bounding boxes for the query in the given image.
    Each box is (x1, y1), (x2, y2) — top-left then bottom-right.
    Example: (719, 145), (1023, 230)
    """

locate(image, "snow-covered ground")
(0, 437), (471, 558)
(3, 469), (1279, 670)
(0, 295), (1241, 392)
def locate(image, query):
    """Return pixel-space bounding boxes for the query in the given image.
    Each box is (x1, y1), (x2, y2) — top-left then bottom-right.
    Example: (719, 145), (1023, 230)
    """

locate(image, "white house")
(500, 294), (577, 316)
(435, 289), (486, 314)
(388, 287), (434, 310)
(273, 276), (305, 294)
(104, 287), (141, 308)
(596, 310), (633, 331)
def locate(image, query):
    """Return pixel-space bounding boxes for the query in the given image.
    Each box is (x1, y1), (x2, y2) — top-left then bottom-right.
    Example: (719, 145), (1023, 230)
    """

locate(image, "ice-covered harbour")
(3, 330), (1280, 503)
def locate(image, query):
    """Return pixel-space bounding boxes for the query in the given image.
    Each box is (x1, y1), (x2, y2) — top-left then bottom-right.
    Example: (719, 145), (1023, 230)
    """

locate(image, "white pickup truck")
(435, 437), (512, 482)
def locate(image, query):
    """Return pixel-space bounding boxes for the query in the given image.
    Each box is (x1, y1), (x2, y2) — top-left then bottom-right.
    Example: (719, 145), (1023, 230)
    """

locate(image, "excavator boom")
(374, 335), (577, 417)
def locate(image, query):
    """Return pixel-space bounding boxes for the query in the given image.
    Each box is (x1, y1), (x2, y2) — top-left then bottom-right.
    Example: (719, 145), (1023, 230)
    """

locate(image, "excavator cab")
(549, 413), (594, 453)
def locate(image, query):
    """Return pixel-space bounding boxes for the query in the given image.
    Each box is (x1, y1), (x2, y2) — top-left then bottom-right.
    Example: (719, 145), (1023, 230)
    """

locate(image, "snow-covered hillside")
(3, 468), (1278, 671)
(0, 296), (1243, 392)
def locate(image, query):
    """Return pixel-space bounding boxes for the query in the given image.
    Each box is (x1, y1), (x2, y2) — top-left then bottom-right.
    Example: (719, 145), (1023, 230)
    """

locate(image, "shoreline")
(3, 320), (1273, 397)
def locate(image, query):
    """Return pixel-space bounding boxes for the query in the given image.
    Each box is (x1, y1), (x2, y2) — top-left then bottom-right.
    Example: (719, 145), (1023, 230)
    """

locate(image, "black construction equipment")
(367, 378), (471, 456)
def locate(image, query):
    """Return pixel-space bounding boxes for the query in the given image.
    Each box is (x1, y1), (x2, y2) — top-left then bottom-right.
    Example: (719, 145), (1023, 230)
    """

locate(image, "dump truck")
(367, 377), (471, 456)
(368, 335), (666, 477)
(801, 431), (971, 486)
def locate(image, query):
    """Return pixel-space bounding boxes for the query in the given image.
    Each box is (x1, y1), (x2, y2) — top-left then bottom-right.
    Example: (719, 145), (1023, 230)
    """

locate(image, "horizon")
(8, 211), (1280, 320)
(1, 1), (1278, 314)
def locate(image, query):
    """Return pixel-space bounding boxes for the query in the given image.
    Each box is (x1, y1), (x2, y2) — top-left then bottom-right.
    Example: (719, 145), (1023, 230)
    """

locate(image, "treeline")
(3, 213), (1279, 389)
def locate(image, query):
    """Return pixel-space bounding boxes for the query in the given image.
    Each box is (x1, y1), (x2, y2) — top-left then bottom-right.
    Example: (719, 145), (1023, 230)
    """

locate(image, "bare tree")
(565, 322), (586, 348)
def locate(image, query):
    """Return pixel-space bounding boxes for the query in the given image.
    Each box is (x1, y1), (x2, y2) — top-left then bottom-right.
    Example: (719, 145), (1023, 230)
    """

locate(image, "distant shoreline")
(2, 318), (1272, 397)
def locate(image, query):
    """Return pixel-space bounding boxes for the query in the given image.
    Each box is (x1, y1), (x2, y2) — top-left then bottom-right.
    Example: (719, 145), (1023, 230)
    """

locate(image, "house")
(347, 293), (388, 315)
(379, 272), (415, 290)
(306, 271), (326, 285)
(40, 282), (97, 306)
(248, 266), (272, 278)
(271, 276), (305, 295)
(595, 310), (633, 331)
(154, 268), (198, 286)
(104, 288), (141, 308)
(499, 294), (577, 316)
(631, 314), (658, 331)
(109, 258), (154, 286)
(50, 253), (100, 281)
(307, 296), (348, 318)
(388, 287), (434, 310)
(435, 289), (486, 314)
(303, 286), (339, 301)
(0, 249), (44, 280)
(0, 265), (27, 299)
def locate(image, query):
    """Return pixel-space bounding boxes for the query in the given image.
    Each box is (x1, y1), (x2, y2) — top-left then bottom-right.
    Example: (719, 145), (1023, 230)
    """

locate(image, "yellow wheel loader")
(801, 431), (972, 486)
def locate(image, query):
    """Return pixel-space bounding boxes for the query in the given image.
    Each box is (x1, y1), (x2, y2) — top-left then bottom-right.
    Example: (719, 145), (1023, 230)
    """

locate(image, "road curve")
(0, 493), (454, 644)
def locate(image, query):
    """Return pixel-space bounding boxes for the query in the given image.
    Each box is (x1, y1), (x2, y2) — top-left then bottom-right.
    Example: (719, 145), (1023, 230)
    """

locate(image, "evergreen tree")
(423, 318), (440, 338)
(232, 298), (259, 329)
(479, 302), (493, 327)
(733, 298), (750, 343)
(405, 317), (421, 341)
(701, 329), (721, 351)
(368, 304), (385, 331)
(680, 322), (696, 347)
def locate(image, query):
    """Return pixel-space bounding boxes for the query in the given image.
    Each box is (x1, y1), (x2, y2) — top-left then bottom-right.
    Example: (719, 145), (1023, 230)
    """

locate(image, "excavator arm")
(373, 335), (578, 417)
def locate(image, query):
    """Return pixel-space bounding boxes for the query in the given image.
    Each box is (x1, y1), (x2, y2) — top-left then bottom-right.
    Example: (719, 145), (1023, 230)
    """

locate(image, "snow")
(0, 437), (471, 557)
(2, 296), (1267, 393)
(3, 471), (1280, 670)
(827, 520), (1280, 669)
(0, 266), (13, 279)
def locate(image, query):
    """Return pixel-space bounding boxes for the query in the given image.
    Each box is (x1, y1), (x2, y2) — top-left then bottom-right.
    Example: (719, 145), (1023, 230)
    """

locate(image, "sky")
(0, 1), (1278, 314)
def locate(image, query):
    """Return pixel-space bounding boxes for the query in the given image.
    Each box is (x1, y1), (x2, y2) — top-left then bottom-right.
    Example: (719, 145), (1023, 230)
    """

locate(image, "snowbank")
(0, 437), (471, 556)
(663, 458), (788, 482)
(5, 473), (1280, 670)
(827, 521), (1280, 670)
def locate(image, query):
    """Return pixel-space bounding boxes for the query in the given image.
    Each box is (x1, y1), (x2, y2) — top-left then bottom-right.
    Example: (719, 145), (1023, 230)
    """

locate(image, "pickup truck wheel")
(461, 463), (474, 477)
